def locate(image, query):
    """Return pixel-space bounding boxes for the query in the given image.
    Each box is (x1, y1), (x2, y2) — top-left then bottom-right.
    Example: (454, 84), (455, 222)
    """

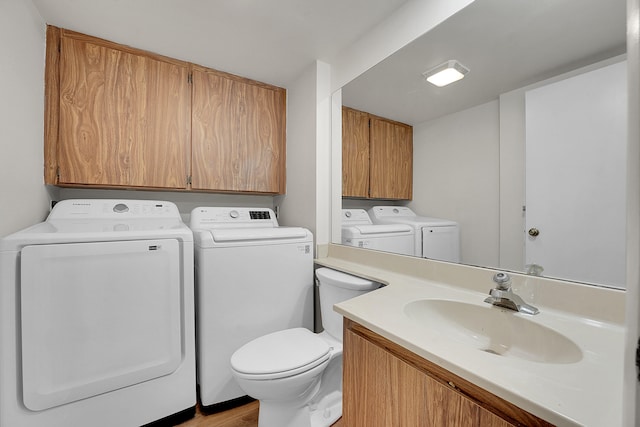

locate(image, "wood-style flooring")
(175, 401), (343, 427)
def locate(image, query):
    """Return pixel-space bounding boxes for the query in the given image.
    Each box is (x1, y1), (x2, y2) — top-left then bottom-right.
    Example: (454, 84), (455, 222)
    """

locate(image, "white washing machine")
(189, 207), (314, 409)
(341, 209), (414, 256)
(0, 199), (196, 427)
(368, 206), (460, 262)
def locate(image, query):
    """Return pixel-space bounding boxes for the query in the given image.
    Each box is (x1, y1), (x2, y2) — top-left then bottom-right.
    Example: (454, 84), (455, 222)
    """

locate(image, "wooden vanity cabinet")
(45, 26), (286, 194)
(48, 27), (191, 189)
(191, 66), (286, 193)
(342, 107), (413, 200)
(343, 319), (554, 427)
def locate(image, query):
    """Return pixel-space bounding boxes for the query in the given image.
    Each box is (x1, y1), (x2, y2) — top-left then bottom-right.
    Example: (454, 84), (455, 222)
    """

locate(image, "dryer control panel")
(48, 200), (180, 220)
(190, 207), (279, 229)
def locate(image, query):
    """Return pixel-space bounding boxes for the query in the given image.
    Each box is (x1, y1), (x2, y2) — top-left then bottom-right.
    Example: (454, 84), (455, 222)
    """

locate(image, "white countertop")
(317, 245), (625, 427)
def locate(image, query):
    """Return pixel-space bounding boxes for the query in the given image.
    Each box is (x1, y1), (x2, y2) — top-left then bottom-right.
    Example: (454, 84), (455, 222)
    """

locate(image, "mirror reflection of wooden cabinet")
(343, 319), (553, 427)
(342, 107), (413, 200)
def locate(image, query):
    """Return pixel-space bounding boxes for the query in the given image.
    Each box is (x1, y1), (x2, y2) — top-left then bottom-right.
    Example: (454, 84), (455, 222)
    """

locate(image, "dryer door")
(20, 239), (182, 411)
(422, 226), (460, 263)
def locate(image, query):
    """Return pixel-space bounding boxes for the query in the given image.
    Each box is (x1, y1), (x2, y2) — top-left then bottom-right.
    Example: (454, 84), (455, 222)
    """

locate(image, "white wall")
(0, 0), (50, 237)
(315, 61), (333, 246)
(277, 61), (320, 236)
(411, 100), (500, 268)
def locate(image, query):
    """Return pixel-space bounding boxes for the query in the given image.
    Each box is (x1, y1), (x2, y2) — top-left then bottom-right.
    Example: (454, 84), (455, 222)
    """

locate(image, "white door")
(625, 1), (640, 423)
(20, 239), (182, 410)
(525, 60), (627, 288)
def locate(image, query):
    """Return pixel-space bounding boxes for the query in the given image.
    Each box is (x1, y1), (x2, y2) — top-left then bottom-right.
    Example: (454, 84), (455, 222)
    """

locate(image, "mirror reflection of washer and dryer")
(341, 206), (460, 263)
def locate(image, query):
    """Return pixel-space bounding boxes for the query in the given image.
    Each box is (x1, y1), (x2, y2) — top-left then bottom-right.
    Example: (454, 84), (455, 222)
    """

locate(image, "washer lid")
(231, 328), (330, 377)
(352, 224), (412, 235)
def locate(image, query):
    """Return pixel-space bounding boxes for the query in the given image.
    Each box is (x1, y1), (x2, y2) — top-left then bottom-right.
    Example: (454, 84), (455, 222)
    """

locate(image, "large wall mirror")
(335, 0), (627, 289)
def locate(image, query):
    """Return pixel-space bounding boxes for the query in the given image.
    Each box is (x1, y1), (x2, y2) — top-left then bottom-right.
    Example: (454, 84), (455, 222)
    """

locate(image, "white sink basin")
(404, 299), (583, 364)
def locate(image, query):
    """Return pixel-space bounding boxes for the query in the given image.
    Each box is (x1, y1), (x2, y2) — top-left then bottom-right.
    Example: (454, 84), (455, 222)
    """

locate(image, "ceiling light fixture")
(423, 60), (469, 87)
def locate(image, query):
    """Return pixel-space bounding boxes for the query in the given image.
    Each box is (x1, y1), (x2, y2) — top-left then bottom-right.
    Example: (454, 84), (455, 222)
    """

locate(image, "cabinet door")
(57, 32), (190, 188)
(369, 116), (413, 200)
(344, 328), (514, 427)
(342, 107), (370, 198)
(344, 328), (429, 426)
(191, 67), (286, 194)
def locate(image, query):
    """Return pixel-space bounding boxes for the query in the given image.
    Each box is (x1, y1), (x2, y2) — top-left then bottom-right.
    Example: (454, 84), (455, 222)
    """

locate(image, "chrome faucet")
(484, 272), (539, 315)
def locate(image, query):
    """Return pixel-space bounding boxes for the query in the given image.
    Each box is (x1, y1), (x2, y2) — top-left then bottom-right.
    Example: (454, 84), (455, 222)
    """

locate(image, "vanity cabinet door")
(343, 327), (429, 425)
(369, 116), (413, 200)
(191, 66), (286, 194)
(56, 30), (191, 189)
(342, 107), (370, 198)
(343, 320), (552, 427)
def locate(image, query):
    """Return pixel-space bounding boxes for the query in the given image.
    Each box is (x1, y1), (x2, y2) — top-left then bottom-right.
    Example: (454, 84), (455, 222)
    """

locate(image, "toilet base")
(258, 390), (342, 427)
(309, 390), (342, 427)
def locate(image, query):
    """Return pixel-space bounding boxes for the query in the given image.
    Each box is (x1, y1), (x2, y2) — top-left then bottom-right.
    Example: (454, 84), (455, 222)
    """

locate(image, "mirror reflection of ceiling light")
(423, 60), (469, 87)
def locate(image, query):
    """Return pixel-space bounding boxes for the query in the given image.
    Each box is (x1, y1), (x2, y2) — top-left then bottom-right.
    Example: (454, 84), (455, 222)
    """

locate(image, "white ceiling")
(31, 0), (410, 87)
(342, 0), (627, 125)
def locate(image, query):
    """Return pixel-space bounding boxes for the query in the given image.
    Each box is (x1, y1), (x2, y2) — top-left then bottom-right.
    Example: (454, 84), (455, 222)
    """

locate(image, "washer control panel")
(369, 206), (416, 218)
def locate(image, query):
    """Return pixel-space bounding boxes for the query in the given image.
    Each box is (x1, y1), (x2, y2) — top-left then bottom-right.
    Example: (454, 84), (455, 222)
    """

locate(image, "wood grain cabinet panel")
(343, 320), (553, 427)
(341, 107), (413, 200)
(191, 66), (286, 193)
(369, 116), (413, 200)
(45, 26), (286, 194)
(342, 107), (370, 198)
(57, 30), (190, 189)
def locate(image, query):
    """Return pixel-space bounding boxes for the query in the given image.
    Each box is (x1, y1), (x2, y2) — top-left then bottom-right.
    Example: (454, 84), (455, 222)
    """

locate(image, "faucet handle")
(492, 272), (511, 290)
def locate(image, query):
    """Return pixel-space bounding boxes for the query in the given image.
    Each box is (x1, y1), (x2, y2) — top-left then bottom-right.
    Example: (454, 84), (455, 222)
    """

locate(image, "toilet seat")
(231, 328), (331, 380)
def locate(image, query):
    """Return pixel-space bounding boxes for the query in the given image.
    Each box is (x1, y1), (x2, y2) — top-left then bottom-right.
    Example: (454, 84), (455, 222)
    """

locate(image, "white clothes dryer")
(368, 206), (460, 262)
(341, 209), (414, 256)
(189, 207), (314, 409)
(0, 199), (196, 427)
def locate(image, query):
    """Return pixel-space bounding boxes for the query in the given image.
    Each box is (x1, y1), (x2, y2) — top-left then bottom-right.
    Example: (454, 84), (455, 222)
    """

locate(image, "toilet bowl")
(230, 268), (380, 427)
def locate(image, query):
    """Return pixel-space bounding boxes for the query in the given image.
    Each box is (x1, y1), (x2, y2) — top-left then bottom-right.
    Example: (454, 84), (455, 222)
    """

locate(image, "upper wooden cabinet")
(45, 26), (286, 194)
(49, 28), (191, 189)
(342, 106), (412, 200)
(191, 66), (286, 193)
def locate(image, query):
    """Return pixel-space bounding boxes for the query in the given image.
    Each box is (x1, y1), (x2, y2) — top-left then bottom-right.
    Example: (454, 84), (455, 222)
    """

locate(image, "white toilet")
(230, 267), (380, 427)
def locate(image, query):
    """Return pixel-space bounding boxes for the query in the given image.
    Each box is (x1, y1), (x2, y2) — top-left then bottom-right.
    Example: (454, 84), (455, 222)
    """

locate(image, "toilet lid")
(231, 328), (331, 378)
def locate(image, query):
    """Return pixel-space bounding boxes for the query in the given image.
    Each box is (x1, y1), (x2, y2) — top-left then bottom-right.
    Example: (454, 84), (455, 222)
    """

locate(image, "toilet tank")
(315, 268), (380, 341)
